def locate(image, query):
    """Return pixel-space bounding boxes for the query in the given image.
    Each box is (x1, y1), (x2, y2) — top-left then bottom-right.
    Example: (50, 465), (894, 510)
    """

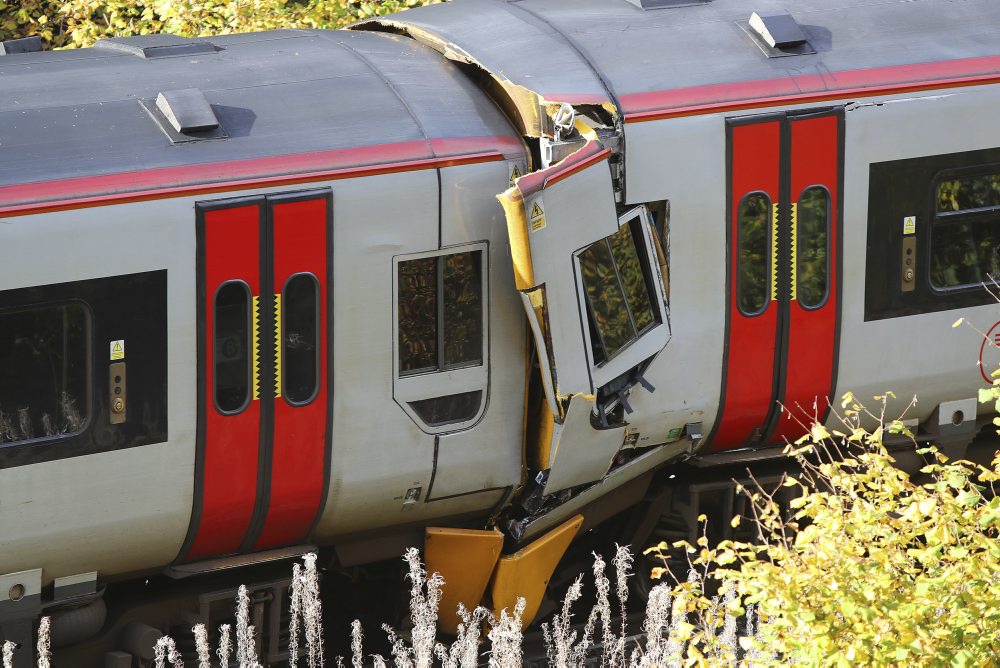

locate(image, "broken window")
(579, 216), (661, 365)
(931, 171), (1000, 289)
(737, 192), (772, 315)
(0, 302), (89, 444)
(398, 250), (484, 375)
(214, 281), (251, 413)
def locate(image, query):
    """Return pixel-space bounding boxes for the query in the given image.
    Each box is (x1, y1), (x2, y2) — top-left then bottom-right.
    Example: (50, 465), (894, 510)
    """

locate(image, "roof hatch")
(745, 11), (815, 57)
(140, 88), (227, 144)
(94, 34), (219, 59)
(0, 36), (42, 56)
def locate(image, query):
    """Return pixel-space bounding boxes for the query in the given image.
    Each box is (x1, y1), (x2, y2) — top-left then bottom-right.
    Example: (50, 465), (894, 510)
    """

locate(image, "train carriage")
(1, 0), (999, 663)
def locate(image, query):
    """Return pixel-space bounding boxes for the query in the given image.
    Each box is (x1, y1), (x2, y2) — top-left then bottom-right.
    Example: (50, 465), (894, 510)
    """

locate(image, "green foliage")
(0, 0), (438, 50)
(646, 392), (1000, 666)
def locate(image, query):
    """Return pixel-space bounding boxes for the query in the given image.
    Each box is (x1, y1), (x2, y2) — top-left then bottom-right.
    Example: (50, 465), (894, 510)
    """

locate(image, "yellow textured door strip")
(789, 201), (798, 301)
(770, 203), (779, 302)
(251, 295), (260, 401)
(273, 293), (282, 398)
(490, 514), (583, 626)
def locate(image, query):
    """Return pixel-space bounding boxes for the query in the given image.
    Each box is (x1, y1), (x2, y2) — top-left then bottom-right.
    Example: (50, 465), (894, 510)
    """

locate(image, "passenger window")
(398, 250), (484, 375)
(0, 303), (89, 445)
(737, 193), (772, 315)
(282, 273), (319, 405)
(214, 281), (251, 413)
(931, 171), (1000, 290)
(579, 217), (660, 365)
(797, 186), (830, 308)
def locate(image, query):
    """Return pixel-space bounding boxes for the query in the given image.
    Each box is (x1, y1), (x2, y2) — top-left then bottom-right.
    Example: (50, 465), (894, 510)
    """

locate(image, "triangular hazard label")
(530, 202), (544, 219)
(509, 165), (521, 186)
(112, 342), (123, 353)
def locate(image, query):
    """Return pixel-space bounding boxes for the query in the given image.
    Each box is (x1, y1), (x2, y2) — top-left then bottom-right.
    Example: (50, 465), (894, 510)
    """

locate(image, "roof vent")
(0, 36), (43, 56)
(139, 88), (227, 144)
(94, 34), (219, 59)
(745, 12), (815, 57)
(624, 0), (711, 8)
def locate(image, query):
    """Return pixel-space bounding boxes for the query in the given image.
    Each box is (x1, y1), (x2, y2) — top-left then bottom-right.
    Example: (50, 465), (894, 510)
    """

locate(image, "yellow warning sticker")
(509, 164), (522, 188)
(529, 201), (546, 232)
(110, 340), (125, 360)
(903, 215), (916, 235)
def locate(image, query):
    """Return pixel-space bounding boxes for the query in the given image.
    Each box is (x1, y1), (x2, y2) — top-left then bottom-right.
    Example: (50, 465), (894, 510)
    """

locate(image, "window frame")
(212, 279), (253, 416)
(280, 271), (321, 407)
(573, 206), (671, 391)
(928, 165), (1000, 293)
(392, 242), (489, 434)
(795, 184), (832, 310)
(0, 299), (94, 448)
(735, 190), (773, 317)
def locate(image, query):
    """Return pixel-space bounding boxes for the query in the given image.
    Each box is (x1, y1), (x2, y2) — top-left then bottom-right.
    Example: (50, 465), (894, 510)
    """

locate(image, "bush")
(645, 392), (1000, 666)
(0, 0), (439, 50)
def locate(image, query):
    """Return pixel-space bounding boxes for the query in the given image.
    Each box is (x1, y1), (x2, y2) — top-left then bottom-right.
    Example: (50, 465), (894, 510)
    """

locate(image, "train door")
(499, 141), (670, 493)
(181, 190), (332, 561)
(709, 109), (842, 450)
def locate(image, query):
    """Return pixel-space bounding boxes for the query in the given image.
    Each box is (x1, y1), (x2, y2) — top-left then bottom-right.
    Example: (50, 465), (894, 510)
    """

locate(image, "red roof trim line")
(516, 141), (610, 198)
(621, 55), (1000, 122)
(0, 136), (520, 217)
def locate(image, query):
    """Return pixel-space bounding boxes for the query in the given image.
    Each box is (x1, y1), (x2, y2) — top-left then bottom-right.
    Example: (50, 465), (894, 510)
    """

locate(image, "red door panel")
(256, 194), (331, 549)
(771, 114), (841, 443)
(710, 110), (842, 452)
(710, 120), (781, 450)
(188, 202), (263, 560)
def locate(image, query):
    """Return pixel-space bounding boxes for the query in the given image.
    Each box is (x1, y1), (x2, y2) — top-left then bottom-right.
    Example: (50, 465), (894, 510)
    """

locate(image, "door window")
(214, 281), (252, 414)
(282, 273), (319, 405)
(394, 244), (488, 433)
(796, 186), (830, 308)
(737, 192), (772, 315)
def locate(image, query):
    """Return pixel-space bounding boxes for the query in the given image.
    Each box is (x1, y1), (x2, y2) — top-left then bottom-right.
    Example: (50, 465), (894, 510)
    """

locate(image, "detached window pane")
(398, 257), (439, 375)
(442, 251), (483, 368)
(738, 193), (771, 315)
(796, 187), (830, 308)
(580, 239), (635, 359)
(214, 282), (251, 413)
(0, 303), (89, 445)
(283, 274), (319, 404)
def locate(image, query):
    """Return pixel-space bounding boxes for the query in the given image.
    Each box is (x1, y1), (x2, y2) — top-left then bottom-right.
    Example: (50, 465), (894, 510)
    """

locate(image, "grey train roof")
(359, 0), (1000, 112)
(0, 30), (521, 190)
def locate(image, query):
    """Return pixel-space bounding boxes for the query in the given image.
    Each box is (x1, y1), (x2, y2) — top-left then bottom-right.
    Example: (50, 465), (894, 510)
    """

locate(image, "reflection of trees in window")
(398, 251), (483, 375)
(443, 252), (482, 367)
(797, 187), (829, 307)
(579, 219), (660, 365)
(931, 220), (1000, 289)
(738, 193), (771, 315)
(937, 174), (1000, 212)
(0, 303), (88, 444)
(398, 257), (439, 374)
(932, 171), (1000, 289)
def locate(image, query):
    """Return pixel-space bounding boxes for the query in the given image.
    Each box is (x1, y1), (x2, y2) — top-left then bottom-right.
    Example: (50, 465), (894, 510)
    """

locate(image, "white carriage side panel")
(620, 114), (728, 447)
(0, 198), (195, 583)
(837, 84), (1000, 424)
(431, 161), (525, 501)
